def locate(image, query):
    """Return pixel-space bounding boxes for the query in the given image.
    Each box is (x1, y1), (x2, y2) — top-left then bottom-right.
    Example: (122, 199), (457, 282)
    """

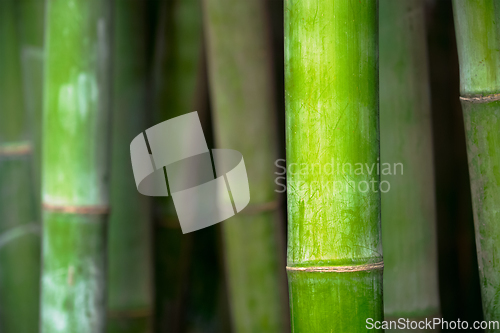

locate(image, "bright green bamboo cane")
(452, 0), (500, 327)
(41, 0), (112, 332)
(0, 1), (40, 331)
(380, 0), (440, 327)
(203, 0), (288, 332)
(107, 1), (153, 332)
(285, 1), (382, 332)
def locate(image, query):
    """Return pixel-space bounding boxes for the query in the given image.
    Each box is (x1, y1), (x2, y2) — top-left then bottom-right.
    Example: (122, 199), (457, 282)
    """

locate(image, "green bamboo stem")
(452, 0), (500, 326)
(152, 0), (206, 331)
(41, 0), (112, 332)
(0, 1), (40, 331)
(285, 1), (382, 332)
(19, 0), (45, 216)
(379, 0), (440, 326)
(203, 0), (287, 332)
(107, 1), (153, 332)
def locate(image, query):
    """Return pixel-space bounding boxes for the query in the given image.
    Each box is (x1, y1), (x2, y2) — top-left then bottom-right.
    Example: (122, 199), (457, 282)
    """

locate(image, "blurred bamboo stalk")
(19, 0), (45, 217)
(107, 0), (153, 332)
(452, 0), (500, 325)
(285, 1), (382, 332)
(41, 0), (112, 332)
(380, 0), (440, 328)
(0, 1), (40, 331)
(153, 0), (226, 332)
(203, 0), (288, 332)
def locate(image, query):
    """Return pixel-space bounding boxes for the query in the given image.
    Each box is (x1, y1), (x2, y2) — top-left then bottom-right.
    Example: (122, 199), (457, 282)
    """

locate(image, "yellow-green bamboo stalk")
(285, 1), (382, 332)
(107, 1), (153, 332)
(41, 0), (112, 332)
(203, 0), (288, 332)
(380, 0), (440, 328)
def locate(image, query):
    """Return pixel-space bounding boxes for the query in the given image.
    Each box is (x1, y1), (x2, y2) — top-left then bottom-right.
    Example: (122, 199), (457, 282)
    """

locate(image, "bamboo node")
(241, 201), (279, 215)
(107, 308), (152, 319)
(42, 203), (109, 215)
(0, 141), (32, 156)
(460, 93), (500, 103)
(286, 261), (384, 273)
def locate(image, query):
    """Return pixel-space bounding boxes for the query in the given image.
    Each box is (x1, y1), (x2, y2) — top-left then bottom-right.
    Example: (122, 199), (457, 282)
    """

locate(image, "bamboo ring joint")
(286, 261), (384, 273)
(460, 93), (500, 103)
(43, 203), (109, 215)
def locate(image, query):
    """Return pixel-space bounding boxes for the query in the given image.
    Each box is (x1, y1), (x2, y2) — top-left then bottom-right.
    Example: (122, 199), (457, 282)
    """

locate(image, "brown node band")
(0, 142), (32, 156)
(460, 93), (500, 103)
(43, 203), (109, 214)
(242, 201), (279, 215)
(286, 261), (384, 273)
(156, 217), (180, 229)
(107, 308), (152, 319)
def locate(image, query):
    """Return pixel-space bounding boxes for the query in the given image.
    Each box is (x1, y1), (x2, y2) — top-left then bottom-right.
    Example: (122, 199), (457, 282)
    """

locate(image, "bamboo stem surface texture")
(453, 0), (500, 327)
(285, 1), (382, 332)
(41, 0), (112, 332)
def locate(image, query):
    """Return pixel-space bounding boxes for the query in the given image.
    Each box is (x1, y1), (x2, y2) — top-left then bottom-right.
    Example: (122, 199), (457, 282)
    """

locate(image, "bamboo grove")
(0, 0), (498, 332)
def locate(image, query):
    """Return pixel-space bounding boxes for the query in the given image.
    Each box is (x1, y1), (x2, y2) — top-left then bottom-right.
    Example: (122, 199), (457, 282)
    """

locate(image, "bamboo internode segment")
(459, 93), (500, 103)
(42, 203), (109, 215)
(286, 261), (384, 273)
(285, 1), (382, 331)
(0, 142), (32, 156)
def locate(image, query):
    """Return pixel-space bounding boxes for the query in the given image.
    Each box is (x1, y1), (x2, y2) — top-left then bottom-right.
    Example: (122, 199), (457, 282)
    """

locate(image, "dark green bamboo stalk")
(19, 0), (45, 216)
(0, 1), (40, 331)
(41, 0), (112, 332)
(107, 1), (153, 332)
(203, 0), (288, 332)
(152, 0), (208, 331)
(285, 1), (382, 332)
(380, 0), (440, 326)
(452, 0), (500, 326)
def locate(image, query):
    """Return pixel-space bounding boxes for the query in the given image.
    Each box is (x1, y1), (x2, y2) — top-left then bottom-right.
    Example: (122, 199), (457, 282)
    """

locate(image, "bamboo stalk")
(285, 1), (382, 331)
(107, 0), (153, 332)
(19, 0), (45, 217)
(152, 0), (207, 331)
(452, 0), (500, 325)
(203, 0), (288, 332)
(41, 0), (112, 332)
(0, 1), (40, 331)
(379, 0), (440, 325)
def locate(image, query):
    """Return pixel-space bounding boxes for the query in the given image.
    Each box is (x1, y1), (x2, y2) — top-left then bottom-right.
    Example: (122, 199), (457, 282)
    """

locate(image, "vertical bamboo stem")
(0, 1), (40, 331)
(19, 0), (45, 216)
(285, 1), (382, 332)
(379, 0), (440, 325)
(452, 0), (500, 325)
(203, 0), (288, 332)
(152, 0), (206, 331)
(41, 0), (112, 332)
(107, 0), (153, 332)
